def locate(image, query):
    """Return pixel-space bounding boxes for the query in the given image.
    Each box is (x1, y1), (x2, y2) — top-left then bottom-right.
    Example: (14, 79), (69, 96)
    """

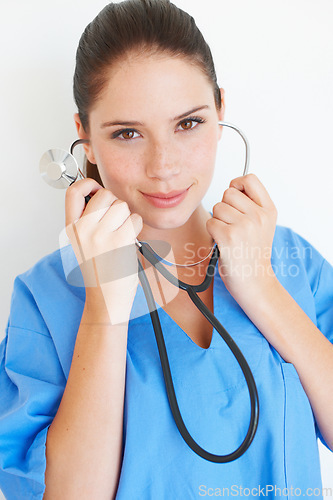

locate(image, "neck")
(137, 204), (214, 267)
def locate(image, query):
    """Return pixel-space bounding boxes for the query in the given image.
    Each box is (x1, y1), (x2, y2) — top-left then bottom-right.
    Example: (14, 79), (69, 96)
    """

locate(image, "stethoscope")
(39, 121), (259, 463)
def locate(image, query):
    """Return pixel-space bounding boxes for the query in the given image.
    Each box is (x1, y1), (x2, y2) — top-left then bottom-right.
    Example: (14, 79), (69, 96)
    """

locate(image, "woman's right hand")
(65, 178), (143, 325)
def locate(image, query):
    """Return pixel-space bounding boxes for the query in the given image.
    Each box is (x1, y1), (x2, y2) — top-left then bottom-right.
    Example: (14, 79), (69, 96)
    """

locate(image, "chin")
(138, 205), (192, 231)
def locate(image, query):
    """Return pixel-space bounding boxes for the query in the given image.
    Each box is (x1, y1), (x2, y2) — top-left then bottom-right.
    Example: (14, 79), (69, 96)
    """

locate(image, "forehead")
(90, 53), (215, 121)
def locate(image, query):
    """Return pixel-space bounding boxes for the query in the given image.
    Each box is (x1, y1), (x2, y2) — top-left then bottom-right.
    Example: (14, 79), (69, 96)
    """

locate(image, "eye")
(180, 120), (194, 130)
(111, 129), (141, 140)
(176, 116), (205, 132)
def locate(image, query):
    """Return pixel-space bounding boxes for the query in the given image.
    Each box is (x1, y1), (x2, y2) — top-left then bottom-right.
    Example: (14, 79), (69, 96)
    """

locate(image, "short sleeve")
(289, 229), (332, 342)
(0, 276), (67, 499)
(289, 230), (333, 450)
(312, 257), (333, 450)
(272, 227), (333, 451)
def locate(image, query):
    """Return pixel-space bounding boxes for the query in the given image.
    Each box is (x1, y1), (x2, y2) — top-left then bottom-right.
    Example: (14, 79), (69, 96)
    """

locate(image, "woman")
(0, 1), (332, 498)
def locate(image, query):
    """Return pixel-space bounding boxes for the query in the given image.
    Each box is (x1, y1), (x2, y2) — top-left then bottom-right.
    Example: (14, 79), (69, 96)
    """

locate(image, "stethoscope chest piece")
(39, 148), (79, 189)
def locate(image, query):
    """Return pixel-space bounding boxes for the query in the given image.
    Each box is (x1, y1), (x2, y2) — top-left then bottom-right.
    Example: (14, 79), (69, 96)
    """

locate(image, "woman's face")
(76, 53), (224, 231)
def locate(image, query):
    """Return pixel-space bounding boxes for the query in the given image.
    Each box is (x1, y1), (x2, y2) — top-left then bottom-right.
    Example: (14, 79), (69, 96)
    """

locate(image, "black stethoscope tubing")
(40, 128), (258, 461)
(136, 241), (259, 463)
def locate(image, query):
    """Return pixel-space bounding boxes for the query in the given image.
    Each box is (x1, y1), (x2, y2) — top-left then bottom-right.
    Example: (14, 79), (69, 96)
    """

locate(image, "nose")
(145, 139), (181, 180)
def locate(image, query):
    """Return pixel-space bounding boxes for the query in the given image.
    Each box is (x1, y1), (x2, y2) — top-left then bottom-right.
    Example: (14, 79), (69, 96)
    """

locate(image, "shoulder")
(16, 244), (79, 288)
(273, 224), (322, 257)
(9, 245), (85, 333)
(272, 224), (327, 278)
(271, 226), (332, 317)
(6, 245), (86, 379)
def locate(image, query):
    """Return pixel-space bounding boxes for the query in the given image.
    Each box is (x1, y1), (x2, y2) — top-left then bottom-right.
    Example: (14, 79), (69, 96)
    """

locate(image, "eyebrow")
(100, 105), (210, 129)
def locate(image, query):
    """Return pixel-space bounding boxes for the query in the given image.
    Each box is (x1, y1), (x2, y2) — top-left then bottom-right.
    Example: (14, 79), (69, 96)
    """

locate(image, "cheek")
(93, 146), (141, 193)
(188, 132), (218, 179)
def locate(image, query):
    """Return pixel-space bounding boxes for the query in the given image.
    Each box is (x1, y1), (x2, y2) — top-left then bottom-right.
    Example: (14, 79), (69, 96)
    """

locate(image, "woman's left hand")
(206, 173), (278, 307)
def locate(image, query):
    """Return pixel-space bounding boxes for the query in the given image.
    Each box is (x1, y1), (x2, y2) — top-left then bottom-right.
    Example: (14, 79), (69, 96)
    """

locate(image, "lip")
(142, 189), (189, 199)
(141, 186), (191, 208)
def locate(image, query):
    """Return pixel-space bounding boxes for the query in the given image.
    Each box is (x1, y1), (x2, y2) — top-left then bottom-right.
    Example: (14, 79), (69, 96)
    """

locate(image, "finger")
(221, 187), (256, 215)
(229, 173), (274, 209)
(97, 200), (132, 233)
(206, 216), (228, 245)
(81, 188), (120, 225)
(113, 213), (143, 245)
(65, 178), (104, 226)
(213, 200), (244, 225)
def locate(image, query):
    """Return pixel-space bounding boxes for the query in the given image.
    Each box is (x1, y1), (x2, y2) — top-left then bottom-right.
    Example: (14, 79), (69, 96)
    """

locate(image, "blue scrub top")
(0, 225), (332, 499)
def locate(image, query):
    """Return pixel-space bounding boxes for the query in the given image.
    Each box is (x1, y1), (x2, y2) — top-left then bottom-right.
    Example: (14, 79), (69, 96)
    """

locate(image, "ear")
(217, 88), (225, 140)
(73, 113), (97, 164)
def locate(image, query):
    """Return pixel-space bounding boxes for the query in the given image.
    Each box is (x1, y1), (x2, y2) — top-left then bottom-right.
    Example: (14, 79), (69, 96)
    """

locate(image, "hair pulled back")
(73, 0), (221, 181)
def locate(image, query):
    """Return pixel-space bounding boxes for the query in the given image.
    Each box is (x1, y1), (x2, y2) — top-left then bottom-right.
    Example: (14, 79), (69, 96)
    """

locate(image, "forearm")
(242, 276), (333, 451)
(44, 288), (128, 499)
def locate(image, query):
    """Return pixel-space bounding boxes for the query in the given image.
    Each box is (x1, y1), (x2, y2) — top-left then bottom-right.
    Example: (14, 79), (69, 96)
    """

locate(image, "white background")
(0, 0), (332, 498)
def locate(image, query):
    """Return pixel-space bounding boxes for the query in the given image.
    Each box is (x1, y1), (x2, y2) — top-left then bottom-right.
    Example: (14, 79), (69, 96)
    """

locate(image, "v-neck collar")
(150, 258), (220, 351)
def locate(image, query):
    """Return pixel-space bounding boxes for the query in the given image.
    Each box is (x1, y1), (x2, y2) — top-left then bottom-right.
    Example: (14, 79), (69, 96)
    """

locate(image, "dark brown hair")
(73, 0), (221, 183)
